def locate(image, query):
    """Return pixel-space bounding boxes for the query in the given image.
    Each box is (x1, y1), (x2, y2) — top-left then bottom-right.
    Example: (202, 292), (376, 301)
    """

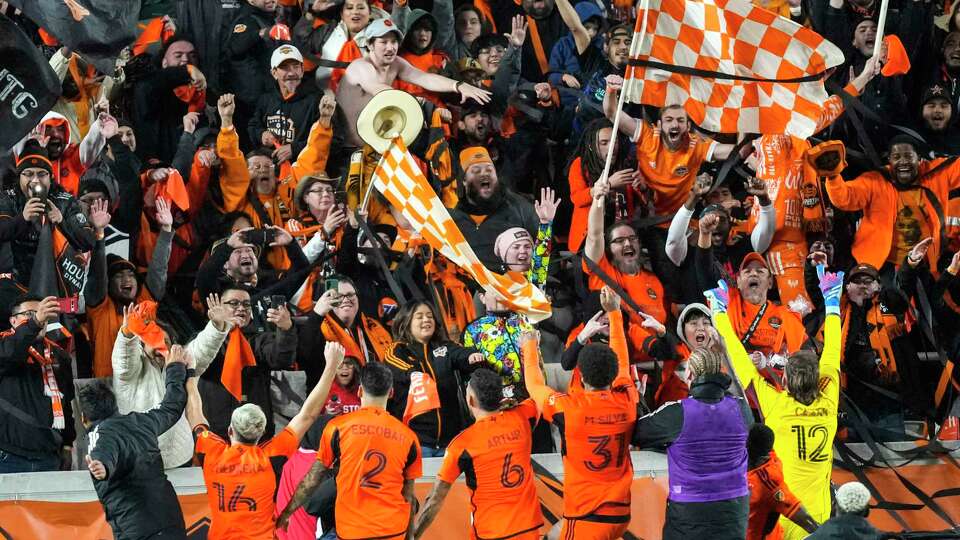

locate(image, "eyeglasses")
(336, 292), (357, 300)
(21, 170), (50, 180)
(307, 187), (335, 196)
(609, 235), (638, 245)
(12, 310), (37, 319)
(223, 300), (252, 309)
(248, 164), (274, 172)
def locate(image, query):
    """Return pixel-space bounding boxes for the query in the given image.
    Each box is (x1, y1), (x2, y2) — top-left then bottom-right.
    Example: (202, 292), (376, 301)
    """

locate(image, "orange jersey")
(194, 425), (299, 540)
(747, 452), (803, 540)
(582, 255), (667, 324)
(634, 125), (716, 216)
(318, 406), (422, 539)
(437, 399), (543, 540)
(727, 291), (806, 358)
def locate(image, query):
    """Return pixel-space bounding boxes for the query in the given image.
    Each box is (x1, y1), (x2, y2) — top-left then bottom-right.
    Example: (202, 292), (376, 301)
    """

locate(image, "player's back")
(196, 426), (299, 540)
(548, 387), (637, 518)
(747, 451), (802, 540)
(320, 406), (421, 540)
(439, 399), (543, 539)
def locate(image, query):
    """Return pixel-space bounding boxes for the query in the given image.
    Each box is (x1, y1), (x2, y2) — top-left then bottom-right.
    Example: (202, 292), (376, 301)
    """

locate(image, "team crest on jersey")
(432, 346), (447, 358)
(673, 166), (688, 177)
(768, 316), (782, 329)
(647, 287), (658, 299)
(234, 23), (247, 33)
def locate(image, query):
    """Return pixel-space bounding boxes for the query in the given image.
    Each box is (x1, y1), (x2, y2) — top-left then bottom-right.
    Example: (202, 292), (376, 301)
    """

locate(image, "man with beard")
(825, 135), (960, 277)
(198, 283), (298, 439)
(604, 76), (736, 219)
(226, 0), (289, 147)
(696, 249), (808, 377)
(916, 84), (960, 157)
(0, 143), (96, 321)
(450, 147), (538, 268)
(583, 179), (669, 363)
(111, 297), (232, 468)
(21, 110), (115, 197)
(452, 103), (502, 167)
(0, 295), (73, 473)
(249, 45), (321, 164)
(216, 93), (335, 271)
(928, 32), (960, 114)
(665, 174), (775, 305)
(84, 198), (174, 378)
(336, 18), (490, 149)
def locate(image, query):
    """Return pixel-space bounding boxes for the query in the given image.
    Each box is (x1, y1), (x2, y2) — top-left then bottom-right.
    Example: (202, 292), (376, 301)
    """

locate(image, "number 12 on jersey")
(791, 424), (829, 463)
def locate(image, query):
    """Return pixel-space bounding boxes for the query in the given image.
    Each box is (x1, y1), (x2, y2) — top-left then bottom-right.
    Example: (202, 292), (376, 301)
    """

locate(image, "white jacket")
(111, 321), (229, 468)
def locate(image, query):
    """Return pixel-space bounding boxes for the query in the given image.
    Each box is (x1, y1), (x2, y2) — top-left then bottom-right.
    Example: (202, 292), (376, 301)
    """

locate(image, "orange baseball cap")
(460, 146), (493, 170)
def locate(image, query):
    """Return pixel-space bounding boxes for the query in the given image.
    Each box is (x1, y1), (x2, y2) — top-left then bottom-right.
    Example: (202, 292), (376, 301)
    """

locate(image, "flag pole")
(871, 0), (890, 60)
(599, 0), (651, 185)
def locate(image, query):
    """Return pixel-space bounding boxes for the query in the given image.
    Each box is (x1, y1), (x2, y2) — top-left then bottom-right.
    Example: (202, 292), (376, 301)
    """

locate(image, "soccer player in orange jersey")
(521, 286), (638, 540)
(185, 342), (344, 540)
(414, 368), (543, 539)
(746, 424), (818, 540)
(277, 361), (423, 539)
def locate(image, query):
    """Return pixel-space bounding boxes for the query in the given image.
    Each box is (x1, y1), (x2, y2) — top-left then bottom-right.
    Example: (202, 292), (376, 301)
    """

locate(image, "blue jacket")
(548, 1), (604, 106)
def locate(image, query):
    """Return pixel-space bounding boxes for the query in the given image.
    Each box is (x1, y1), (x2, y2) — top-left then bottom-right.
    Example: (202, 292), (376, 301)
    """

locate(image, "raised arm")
(215, 94), (251, 213)
(290, 96), (336, 181)
(396, 57), (491, 104)
(277, 459), (329, 531)
(555, 0), (591, 54)
(667, 174), (711, 265)
(185, 373), (207, 429)
(520, 331), (555, 414)
(704, 282), (766, 396)
(584, 181), (607, 264)
(286, 342), (344, 439)
(817, 266), (843, 404)
(141, 347), (189, 436)
(745, 176), (775, 253)
(145, 199), (174, 300)
(83, 199), (111, 307)
(603, 75), (638, 138)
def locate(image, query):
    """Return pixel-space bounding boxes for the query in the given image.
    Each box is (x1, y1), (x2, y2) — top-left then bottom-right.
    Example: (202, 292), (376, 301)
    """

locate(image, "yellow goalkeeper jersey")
(716, 312), (840, 540)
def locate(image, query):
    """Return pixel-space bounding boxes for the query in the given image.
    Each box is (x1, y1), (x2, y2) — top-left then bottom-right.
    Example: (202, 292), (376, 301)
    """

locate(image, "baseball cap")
(848, 262), (879, 281)
(363, 18), (404, 42)
(739, 252), (769, 274)
(921, 84), (951, 107)
(270, 44), (303, 69)
(460, 146), (493, 170)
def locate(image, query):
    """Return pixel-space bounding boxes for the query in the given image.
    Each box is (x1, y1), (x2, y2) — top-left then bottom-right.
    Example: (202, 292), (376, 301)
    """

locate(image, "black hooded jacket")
(88, 363), (187, 539)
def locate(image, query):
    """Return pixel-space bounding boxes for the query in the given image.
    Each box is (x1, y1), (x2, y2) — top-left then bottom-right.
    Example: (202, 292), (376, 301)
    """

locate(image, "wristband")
(186, 368), (197, 378)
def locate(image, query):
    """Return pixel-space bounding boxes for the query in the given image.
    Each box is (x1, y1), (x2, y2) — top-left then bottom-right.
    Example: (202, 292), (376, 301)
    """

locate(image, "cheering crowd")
(2, 0), (960, 537)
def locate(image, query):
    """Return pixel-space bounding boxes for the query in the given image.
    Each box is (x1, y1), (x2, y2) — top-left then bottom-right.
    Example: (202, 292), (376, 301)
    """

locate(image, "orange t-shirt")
(542, 379), (637, 520)
(437, 399), (543, 540)
(747, 451), (803, 540)
(318, 406), (422, 539)
(582, 255), (668, 324)
(634, 126), (716, 216)
(728, 292), (806, 358)
(87, 288), (153, 378)
(194, 425), (300, 540)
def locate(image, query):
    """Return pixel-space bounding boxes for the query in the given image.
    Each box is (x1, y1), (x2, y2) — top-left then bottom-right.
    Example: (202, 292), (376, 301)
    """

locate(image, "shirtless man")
(336, 18), (491, 148)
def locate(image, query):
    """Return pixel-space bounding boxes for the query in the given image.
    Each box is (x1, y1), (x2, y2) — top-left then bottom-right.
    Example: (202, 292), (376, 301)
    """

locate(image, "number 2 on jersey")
(791, 424), (828, 462)
(360, 449), (387, 488)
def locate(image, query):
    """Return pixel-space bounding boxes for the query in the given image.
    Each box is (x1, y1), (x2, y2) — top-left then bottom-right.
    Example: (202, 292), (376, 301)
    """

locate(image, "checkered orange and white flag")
(370, 138), (552, 322)
(623, 0), (844, 139)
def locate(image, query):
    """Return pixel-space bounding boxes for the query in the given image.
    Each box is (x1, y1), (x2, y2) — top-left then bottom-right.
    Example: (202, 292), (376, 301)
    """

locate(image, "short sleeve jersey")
(542, 383), (637, 519)
(634, 125), (716, 216)
(437, 399), (543, 539)
(318, 406), (422, 540)
(194, 425), (299, 540)
(582, 255), (667, 324)
(747, 451), (803, 540)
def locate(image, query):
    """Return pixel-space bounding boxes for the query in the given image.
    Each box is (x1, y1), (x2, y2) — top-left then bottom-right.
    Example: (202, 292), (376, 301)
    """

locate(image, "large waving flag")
(370, 138), (552, 322)
(8, 0), (142, 74)
(623, 0), (844, 139)
(0, 14), (62, 154)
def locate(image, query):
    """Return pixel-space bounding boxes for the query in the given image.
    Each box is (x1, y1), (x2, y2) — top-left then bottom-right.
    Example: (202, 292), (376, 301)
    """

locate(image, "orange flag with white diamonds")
(370, 137), (552, 322)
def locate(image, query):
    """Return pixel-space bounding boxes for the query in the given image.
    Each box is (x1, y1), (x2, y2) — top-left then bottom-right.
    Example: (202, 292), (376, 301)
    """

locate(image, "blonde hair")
(688, 347), (724, 379)
(230, 403), (267, 444)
